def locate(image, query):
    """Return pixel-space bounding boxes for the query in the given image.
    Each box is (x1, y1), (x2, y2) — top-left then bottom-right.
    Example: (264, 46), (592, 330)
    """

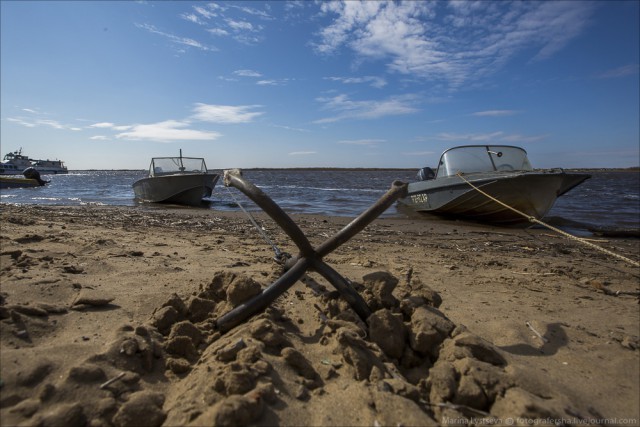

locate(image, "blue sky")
(1, 0), (638, 170)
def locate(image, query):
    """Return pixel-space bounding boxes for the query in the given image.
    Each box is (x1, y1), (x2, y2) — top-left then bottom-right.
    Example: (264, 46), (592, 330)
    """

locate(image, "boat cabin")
(418, 145), (533, 180)
(148, 156), (209, 177)
(33, 159), (66, 169)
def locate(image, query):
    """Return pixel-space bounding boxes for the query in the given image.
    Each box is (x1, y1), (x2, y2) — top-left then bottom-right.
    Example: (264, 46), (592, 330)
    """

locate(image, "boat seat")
(417, 167), (435, 181)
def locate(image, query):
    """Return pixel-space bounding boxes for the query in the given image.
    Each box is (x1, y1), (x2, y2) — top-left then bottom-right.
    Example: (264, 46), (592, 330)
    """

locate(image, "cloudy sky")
(1, 1), (638, 169)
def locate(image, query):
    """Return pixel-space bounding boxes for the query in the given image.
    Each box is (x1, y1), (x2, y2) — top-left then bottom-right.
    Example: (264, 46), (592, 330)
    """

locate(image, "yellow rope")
(456, 172), (640, 268)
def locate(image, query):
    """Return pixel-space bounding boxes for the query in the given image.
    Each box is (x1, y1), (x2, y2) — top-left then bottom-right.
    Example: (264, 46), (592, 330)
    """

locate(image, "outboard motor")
(417, 167), (435, 181)
(23, 167), (48, 186)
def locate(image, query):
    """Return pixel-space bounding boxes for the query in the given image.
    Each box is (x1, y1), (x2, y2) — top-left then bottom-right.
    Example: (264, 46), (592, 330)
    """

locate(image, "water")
(543, 171), (639, 232)
(1, 169), (638, 234)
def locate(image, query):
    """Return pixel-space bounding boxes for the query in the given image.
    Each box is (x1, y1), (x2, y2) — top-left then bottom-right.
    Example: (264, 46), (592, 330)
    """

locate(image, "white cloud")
(231, 69), (289, 86)
(226, 19), (255, 32)
(88, 122), (132, 131)
(7, 117), (36, 128)
(90, 135), (109, 141)
(596, 64), (639, 79)
(472, 110), (520, 117)
(314, 94), (419, 123)
(115, 120), (221, 142)
(326, 76), (387, 89)
(315, 1), (595, 89)
(180, 13), (203, 25)
(518, 2), (595, 61)
(207, 28), (230, 37)
(80, 102), (270, 143)
(434, 131), (547, 143)
(38, 119), (67, 130)
(271, 124), (310, 132)
(289, 151), (317, 156)
(183, 3), (268, 45)
(256, 78), (291, 86)
(191, 103), (264, 123)
(7, 116), (81, 131)
(229, 4), (273, 20)
(135, 23), (217, 52)
(89, 122), (116, 128)
(315, 1), (386, 55)
(193, 5), (220, 20)
(234, 69), (263, 77)
(285, 1), (305, 12)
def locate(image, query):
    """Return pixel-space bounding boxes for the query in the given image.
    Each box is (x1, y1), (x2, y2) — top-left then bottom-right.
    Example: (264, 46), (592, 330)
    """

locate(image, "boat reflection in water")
(398, 145), (591, 224)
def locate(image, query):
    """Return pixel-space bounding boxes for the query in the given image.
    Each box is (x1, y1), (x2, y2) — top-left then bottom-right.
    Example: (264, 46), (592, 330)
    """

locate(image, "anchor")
(215, 169), (408, 333)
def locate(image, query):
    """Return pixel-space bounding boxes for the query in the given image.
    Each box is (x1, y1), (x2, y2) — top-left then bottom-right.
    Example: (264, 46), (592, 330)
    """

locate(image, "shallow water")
(1, 169), (638, 234)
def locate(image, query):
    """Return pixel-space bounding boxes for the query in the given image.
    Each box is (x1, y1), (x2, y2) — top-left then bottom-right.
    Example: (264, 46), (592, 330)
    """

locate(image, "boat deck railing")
(149, 157), (208, 176)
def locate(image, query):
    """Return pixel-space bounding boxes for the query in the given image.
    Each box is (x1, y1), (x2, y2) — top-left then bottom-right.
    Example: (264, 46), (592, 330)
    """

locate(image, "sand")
(1, 203), (638, 427)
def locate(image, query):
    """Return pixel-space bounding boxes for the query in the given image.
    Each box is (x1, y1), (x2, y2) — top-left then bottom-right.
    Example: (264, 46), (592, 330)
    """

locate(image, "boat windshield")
(437, 145), (532, 178)
(149, 157), (208, 176)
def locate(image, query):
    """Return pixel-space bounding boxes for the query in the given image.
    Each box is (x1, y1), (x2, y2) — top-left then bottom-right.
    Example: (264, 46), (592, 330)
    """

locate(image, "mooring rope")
(225, 186), (290, 264)
(456, 172), (640, 268)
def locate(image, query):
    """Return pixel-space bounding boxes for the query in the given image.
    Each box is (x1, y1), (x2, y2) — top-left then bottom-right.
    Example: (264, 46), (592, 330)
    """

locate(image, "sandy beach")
(1, 204), (638, 426)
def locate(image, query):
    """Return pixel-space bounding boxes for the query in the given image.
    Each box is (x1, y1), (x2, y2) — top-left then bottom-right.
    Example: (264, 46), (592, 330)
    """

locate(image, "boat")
(0, 167), (50, 189)
(31, 158), (68, 174)
(132, 150), (219, 206)
(0, 176), (43, 189)
(0, 148), (68, 175)
(398, 145), (591, 224)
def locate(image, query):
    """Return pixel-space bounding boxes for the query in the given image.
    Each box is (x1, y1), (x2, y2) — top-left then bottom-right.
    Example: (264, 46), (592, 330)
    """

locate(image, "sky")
(1, 0), (638, 170)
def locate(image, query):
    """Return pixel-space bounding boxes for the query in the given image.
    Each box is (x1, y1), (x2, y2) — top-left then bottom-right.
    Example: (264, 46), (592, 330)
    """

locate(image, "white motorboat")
(398, 145), (591, 224)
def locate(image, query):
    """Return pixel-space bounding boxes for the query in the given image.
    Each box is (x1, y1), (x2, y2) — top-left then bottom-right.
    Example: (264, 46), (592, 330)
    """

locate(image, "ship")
(0, 148), (68, 175)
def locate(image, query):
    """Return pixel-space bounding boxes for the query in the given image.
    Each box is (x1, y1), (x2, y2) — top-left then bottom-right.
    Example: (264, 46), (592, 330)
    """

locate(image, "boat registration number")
(410, 194), (428, 204)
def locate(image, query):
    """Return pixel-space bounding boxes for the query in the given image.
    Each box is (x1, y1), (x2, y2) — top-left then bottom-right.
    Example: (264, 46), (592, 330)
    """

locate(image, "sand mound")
(2, 268), (598, 426)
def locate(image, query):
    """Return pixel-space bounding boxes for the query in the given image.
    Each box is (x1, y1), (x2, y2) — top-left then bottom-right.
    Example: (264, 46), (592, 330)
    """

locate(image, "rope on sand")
(225, 186), (290, 264)
(456, 172), (640, 268)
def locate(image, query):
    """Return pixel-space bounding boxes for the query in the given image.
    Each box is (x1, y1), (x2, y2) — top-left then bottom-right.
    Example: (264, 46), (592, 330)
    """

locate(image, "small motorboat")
(132, 150), (219, 206)
(0, 167), (50, 189)
(398, 145), (591, 224)
(0, 176), (43, 189)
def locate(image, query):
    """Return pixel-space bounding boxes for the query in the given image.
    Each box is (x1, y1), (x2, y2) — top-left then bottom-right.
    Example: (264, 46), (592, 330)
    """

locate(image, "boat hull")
(0, 165), (67, 175)
(399, 171), (590, 224)
(0, 177), (42, 189)
(0, 170), (66, 175)
(34, 168), (68, 175)
(132, 173), (219, 206)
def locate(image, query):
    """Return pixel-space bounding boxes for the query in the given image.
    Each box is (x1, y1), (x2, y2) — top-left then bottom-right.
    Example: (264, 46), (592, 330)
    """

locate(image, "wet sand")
(1, 204), (638, 426)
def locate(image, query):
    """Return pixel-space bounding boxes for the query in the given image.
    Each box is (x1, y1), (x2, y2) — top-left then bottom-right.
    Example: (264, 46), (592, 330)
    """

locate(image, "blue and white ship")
(0, 148), (68, 175)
